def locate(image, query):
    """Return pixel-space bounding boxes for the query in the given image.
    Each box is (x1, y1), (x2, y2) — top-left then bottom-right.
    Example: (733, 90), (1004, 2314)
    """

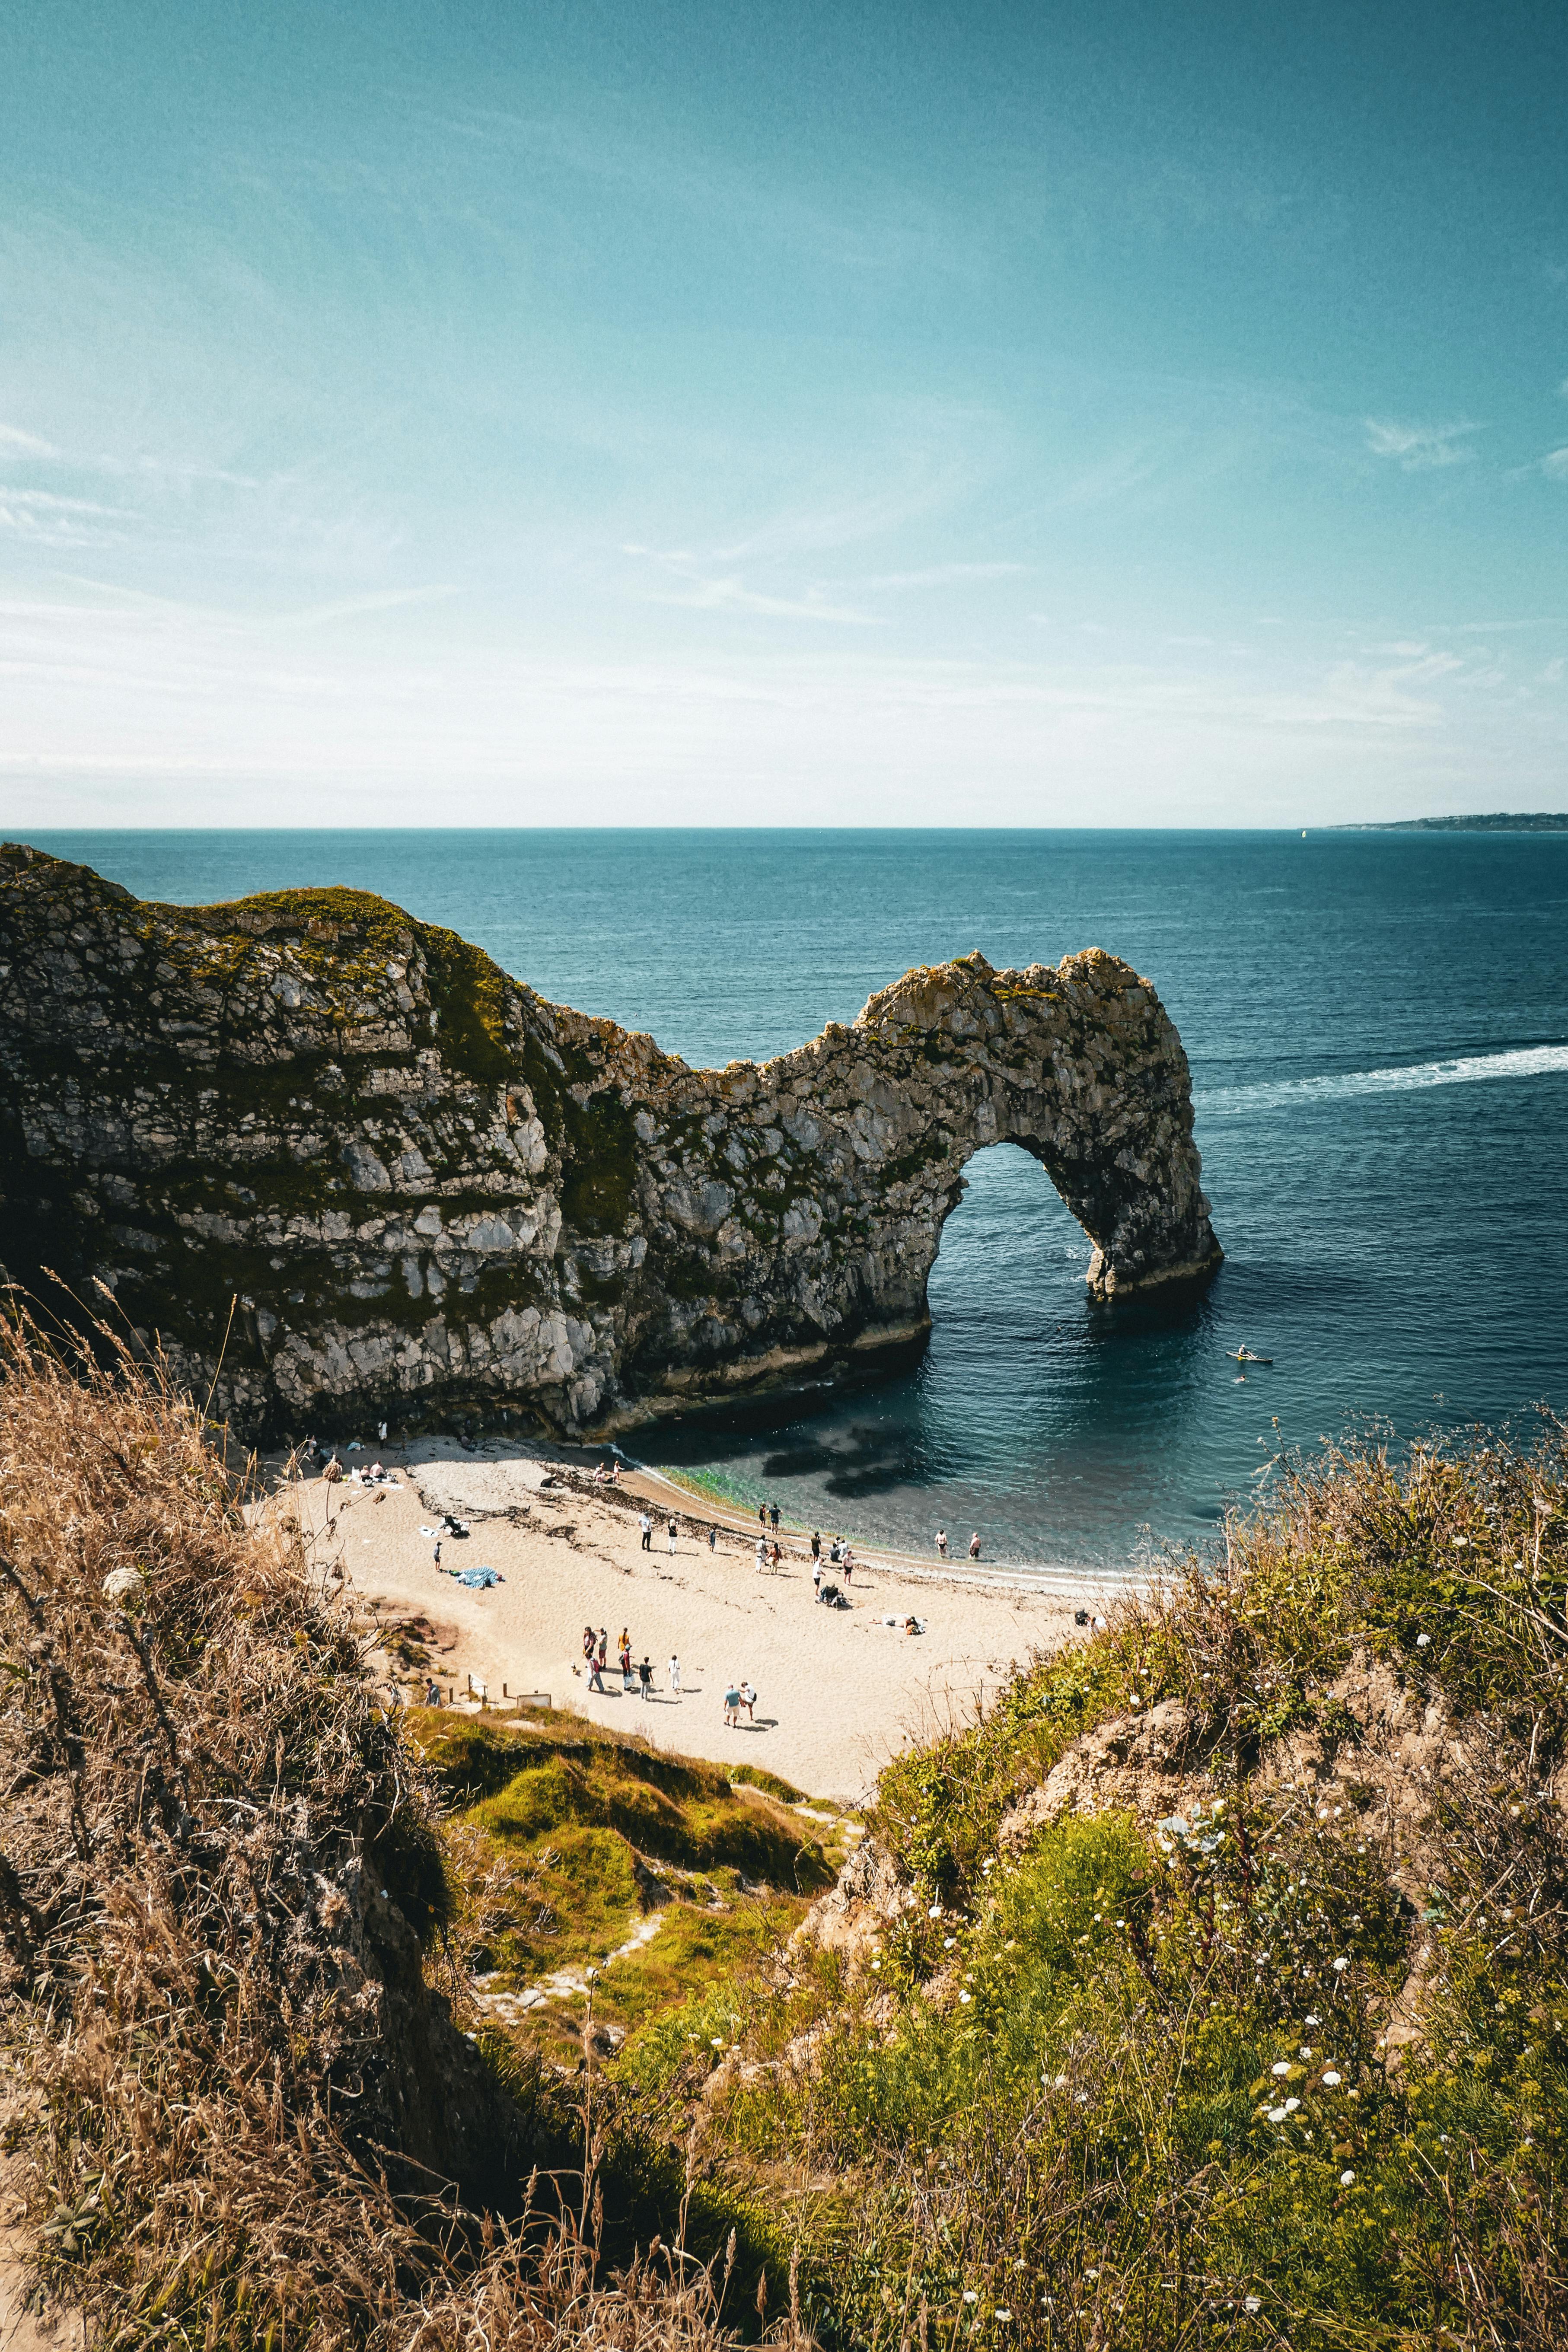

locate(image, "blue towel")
(454, 1566), (502, 1589)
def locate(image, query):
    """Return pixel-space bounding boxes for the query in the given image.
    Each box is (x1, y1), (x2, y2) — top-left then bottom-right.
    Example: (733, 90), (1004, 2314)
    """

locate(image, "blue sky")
(2, 0), (1566, 826)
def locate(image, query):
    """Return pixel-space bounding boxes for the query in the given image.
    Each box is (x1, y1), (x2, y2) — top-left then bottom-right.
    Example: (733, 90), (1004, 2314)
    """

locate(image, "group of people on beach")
(582, 1623), (670, 1699)
(933, 1529), (983, 1561)
(577, 1623), (759, 1728)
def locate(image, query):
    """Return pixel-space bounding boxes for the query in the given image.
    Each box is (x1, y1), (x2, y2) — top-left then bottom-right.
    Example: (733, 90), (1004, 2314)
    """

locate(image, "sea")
(28, 829), (1568, 1574)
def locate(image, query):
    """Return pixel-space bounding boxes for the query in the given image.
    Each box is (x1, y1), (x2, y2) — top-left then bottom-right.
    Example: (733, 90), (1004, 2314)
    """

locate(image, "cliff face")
(0, 844), (1219, 1439)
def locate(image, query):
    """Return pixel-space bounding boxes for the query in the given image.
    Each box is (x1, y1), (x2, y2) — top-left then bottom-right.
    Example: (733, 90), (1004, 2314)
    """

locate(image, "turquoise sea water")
(28, 829), (1568, 1569)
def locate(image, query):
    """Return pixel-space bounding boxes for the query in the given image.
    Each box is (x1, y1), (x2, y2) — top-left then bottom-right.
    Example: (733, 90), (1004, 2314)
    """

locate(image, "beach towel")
(453, 1566), (503, 1589)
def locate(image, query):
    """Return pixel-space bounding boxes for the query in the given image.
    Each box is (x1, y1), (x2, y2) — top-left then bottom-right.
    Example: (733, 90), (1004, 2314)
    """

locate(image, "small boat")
(1229, 1349), (1273, 1364)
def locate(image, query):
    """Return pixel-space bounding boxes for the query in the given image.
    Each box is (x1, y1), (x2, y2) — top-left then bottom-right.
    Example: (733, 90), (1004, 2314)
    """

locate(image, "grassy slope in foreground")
(409, 1708), (850, 2068)
(3, 1297), (1567, 2350)
(680, 1421), (1568, 2348)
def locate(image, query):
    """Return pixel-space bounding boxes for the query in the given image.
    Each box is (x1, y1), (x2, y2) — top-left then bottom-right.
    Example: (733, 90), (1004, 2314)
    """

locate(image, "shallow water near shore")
(34, 827), (1568, 1570)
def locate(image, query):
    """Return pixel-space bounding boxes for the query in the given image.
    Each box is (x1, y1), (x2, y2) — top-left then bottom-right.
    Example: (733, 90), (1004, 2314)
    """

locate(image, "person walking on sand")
(935, 1528), (948, 1560)
(969, 1531), (982, 1561)
(666, 1514), (678, 1555)
(723, 1682), (741, 1727)
(589, 1643), (606, 1694)
(770, 1539), (782, 1571)
(739, 1679), (757, 1722)
(619, 1629), (633, 1690)
(596, 1628), (608, 1677)
(639, 1511), (652, 1551)
(638, 1654), (653, 1701)
(582, 1624), (595, 1664)
(812, 1556), (823, 1599)
(669, 1653), (681, 1699)
(755, 1536), (767, 1573)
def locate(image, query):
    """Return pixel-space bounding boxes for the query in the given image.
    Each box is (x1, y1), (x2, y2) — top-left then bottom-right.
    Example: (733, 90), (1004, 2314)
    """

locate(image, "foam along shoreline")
(271, 1438), (1115, 1802)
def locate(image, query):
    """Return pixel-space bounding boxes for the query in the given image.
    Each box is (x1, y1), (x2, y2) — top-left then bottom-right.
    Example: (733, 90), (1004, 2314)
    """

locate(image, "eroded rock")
(0, 844), (1219, 1438)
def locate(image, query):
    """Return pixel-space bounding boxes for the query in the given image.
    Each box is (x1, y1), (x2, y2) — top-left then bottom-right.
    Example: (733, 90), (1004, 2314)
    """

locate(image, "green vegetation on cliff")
(410, 1711), (845, 2066)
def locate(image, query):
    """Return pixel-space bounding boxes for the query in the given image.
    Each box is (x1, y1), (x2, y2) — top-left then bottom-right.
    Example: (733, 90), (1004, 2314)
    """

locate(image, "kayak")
(1229, 1350), (1273, 1364)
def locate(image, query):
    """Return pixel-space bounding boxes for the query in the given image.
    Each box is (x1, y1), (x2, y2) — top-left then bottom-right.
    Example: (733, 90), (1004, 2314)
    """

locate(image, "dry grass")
(0, 1304), (812, 2352)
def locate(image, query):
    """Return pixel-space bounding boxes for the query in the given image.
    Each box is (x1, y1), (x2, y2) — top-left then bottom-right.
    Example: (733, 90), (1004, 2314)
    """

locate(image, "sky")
(1, 0), (1566, 828)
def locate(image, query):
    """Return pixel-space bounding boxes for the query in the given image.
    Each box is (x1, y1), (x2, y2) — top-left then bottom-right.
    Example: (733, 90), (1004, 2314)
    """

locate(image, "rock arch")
(0, 847), (1220, 1438)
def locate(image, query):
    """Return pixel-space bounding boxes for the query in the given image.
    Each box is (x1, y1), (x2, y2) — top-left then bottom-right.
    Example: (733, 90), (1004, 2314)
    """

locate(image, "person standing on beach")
(969, 1531), (982, 1560)
(589, 1639), (606, 1694)
(619, 1629), (633, 1689)
(739, 1679), (757, 1721)
(639, 1511), (652, 1551)
(666, 1514), (678, 1555)
(433, 1538), (442, 1571)
(638, 1654), (653, 1700)
(755, 1536), (767, 1573)
(757, 1504), (768, 1535)
(669, 1653), (681, 1699)
(935, 1529), (948, 1559)
(812, 1556), (824, 1600)
(723, 1682), (740, 1727)
(768, 1503), (780, 1533)
(708, 1523), (718, 1551)
(810, 1530), (821, 1562)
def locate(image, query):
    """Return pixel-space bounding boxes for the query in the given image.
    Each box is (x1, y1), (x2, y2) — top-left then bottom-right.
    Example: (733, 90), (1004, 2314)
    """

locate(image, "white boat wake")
(1200, 1041), (1568, 1116)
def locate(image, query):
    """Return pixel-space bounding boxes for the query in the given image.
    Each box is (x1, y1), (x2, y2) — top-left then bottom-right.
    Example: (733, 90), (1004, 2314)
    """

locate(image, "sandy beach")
(274, 1441), (1125, 1804)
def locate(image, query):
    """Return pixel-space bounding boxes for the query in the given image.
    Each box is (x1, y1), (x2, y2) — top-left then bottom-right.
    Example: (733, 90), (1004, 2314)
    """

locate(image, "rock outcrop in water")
(0, 844), (1220, 1439)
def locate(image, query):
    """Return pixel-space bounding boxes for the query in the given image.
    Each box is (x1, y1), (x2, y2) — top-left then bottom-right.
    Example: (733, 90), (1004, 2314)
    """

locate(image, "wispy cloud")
(621, 545), (882, 626)
(854, 561), (1025, 591)
(0, 423), (58, 456)
(0, 488), (127, 544)
(1363, 417), (1482, 471)
(272, 585), (462, 630)
(1543, 446), (1568, 480)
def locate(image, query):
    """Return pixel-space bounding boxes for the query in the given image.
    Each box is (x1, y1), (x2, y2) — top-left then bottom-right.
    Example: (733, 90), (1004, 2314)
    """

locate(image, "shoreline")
(273, 1428), (1151, 1603)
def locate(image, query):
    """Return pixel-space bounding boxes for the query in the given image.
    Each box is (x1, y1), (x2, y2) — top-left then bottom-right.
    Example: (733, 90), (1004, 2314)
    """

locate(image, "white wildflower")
(1340, 2169), (1356, 2186)
(1322, 2070), (1342, 2086)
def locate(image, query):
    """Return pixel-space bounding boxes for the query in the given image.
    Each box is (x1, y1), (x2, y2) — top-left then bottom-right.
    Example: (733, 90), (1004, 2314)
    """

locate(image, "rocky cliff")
(0, 844), (1219, 1440)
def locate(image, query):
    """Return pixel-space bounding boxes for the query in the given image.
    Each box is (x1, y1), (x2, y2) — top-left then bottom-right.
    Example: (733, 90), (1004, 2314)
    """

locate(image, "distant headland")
(1338, 812), (1568, 832)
